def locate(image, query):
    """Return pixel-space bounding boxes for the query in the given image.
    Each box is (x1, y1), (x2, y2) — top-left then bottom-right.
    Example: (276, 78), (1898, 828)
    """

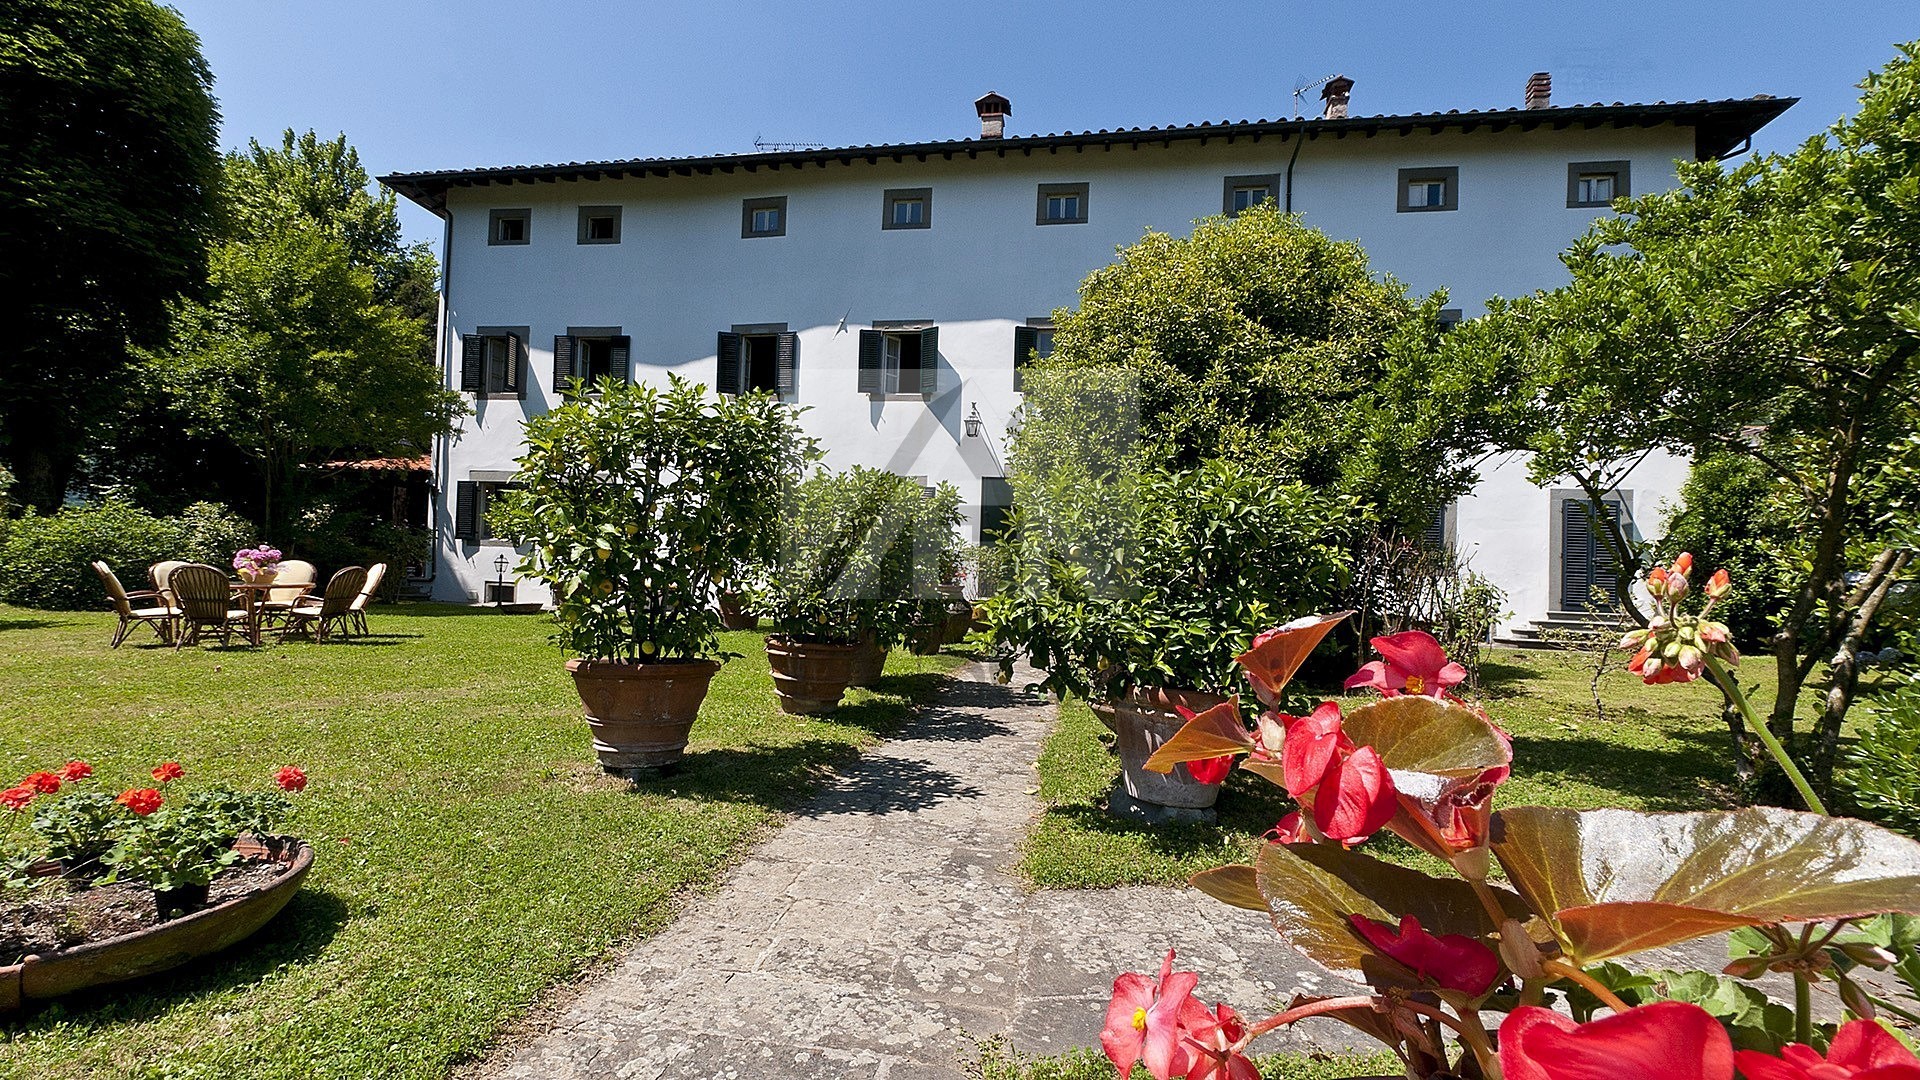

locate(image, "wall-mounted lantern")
(964, 404), (982, 439)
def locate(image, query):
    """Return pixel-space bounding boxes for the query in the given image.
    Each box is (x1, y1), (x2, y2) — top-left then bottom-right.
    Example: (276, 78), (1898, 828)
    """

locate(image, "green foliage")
(1660, 454), (1799, 647)
(0, 0), (221, 509)
(28, 791), (122, 870)
(0, 499), (253, 609)
(1041, 204), (1472, 522)
(970, 1037), (1396, 1080)
(985, 441), (1352, 699)
(1576, 962), (1798, 1053)
(1841, 678), (1920, 837)
(497, 377), (813, 662)
(286, 499), (428, 597)
(751, 467), (964, 646)
(103, 787), (291, 895)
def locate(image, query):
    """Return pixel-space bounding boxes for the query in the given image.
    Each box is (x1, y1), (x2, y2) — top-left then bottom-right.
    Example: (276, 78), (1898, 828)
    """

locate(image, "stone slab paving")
(479, 662), (1369, 1080)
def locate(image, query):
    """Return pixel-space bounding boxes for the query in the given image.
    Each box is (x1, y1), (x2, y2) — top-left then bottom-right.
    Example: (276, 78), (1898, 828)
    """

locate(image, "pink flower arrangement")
(232, 544), (283, 576)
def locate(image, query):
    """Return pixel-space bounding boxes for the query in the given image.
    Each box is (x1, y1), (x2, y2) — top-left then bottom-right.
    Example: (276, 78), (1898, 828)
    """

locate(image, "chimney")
(1320, 75), (1354, 120)
(975, 91), (1011, 139)
(1525, 71), (1552, 110)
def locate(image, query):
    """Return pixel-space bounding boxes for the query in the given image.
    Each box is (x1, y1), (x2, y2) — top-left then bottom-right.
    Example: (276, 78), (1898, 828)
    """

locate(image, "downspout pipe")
(425, 206), (454, 590)
(1284, 129), (1306, 214)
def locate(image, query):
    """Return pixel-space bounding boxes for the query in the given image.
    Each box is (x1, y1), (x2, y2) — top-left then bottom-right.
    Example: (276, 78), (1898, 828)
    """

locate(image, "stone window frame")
(741, 196), (788, 238)
(576, 205), (622, 245)
(1222, 174), (1282, 216)
(1035, 182), (1090, 226)
(881, 187), (932, 231)
(1567, 160), (1631, 208)
(488, 208), (532, 245)
(1396, 167), (1459, 213)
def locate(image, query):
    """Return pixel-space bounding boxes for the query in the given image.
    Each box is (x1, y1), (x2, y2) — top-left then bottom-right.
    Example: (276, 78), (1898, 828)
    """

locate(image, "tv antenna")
(1291, 73), (1344, 119)
(753, 134), (829, 152)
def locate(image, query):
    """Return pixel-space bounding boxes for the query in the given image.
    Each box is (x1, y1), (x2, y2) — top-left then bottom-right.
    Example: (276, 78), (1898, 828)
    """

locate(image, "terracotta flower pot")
(2, 838), (313, 1013)
(1111, 686), (1231, 809)
(847, 633), (887, 687)
(239, 567), (278, 586)
(567, 657), (721, 773)
(716, 592), (758, 631)
(765, 636), (858, 715)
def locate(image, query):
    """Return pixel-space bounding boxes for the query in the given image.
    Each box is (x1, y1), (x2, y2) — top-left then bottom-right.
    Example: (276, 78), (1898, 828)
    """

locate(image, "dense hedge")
(0, 500), (254, 609)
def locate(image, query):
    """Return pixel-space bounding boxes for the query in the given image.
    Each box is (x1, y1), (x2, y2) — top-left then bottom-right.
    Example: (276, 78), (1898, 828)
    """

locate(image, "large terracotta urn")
(765, 636), (858, 715)
(566, 658), (721, 773)
(1110, 686), (1231, 810)
(847, 632), (887, 687)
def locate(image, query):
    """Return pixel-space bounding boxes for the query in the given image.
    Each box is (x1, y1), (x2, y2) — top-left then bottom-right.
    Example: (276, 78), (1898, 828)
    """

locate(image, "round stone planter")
(847, 633), (887, 687)
(765, 636), (858, 715)
(567, 657), (722, 773)
(1111, 686), (1231, 811)
(1, 838), (313, 1013)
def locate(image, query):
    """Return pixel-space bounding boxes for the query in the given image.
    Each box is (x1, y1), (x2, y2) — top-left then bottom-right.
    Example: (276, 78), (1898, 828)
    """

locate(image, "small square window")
(1036, 183), (1089, 225)
(1222, 174), (1281, 216)
(1396, 168), (1459, 213)
(741, 196), (787, 238)
(1437, 308), (1463, 333)
(1567, 160), (1630, 208)
(882, 187), (932, 230)
(489, 209), (531, 245)
(577, 205), (621, 244)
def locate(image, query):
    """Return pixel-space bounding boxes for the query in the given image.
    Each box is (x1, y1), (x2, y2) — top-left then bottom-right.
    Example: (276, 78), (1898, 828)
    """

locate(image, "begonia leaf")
(1253, 840), (1532, 978)
(1340, 695), (1511, 778)
(1143, 699), (1253, 773)
(1490, 806), (1920, 964)
(1191, 864), (1266, 911)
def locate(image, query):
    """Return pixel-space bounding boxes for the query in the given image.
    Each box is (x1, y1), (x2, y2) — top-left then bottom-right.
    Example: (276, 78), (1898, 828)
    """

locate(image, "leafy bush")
(495, 376), (812, 662)
(0, 498), (255, 609)
(751, 466), (963, 646)
(1659, 453), (1798, 647)
(1840, 679), (1920, 837)
(287, 499), (428, 597)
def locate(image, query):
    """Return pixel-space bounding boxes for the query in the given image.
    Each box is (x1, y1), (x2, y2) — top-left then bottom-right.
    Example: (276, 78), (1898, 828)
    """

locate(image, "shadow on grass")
(1478, 657), (1550, 697)
(1514, 727), (1738, 811)
(0, 617), (59, 632)
(0, 887), (351, 1033)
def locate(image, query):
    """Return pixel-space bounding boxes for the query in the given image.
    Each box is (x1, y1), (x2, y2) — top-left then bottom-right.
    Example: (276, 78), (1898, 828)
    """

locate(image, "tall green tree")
(0, 0), (220, 509)
(146, 132), (462, 535)
(1435, 43), (1920, 800)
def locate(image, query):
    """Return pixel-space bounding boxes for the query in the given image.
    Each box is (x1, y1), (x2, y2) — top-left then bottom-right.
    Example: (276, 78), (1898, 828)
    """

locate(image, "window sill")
(1035, 219), (1087, 226)
(866, 393), (933, 401)
(477, 393), (525, 401)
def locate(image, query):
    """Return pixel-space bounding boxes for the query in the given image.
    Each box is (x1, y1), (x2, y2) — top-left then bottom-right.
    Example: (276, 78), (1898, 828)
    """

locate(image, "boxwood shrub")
(0, 500), (254, 610)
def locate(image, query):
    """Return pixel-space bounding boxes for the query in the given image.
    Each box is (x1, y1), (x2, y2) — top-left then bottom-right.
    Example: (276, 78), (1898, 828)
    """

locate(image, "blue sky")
(169, 1), (1916, 247)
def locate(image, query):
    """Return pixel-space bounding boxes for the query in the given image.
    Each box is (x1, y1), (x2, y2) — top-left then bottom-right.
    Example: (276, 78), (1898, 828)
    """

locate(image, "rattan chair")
(281, 566), (367, 642)
(149, 560), (188, 610)
(91, 561), (178, 647)
(170, 563), (252, 649)
(346, 562), (386, 636)
(261, 559), (318, 628)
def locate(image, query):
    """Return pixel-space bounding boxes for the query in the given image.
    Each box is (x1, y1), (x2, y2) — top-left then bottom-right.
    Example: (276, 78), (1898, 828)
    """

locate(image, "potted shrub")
(752, 467), (961, 711)
(495, 376), (810, 774)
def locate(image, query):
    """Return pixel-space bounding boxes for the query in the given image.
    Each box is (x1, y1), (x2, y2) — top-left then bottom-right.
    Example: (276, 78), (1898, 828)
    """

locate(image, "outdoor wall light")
(965, 404), (982, 439)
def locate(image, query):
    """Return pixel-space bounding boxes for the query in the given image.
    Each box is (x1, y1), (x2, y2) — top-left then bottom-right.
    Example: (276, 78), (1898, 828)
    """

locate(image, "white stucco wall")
(425, 121), (1699, 620)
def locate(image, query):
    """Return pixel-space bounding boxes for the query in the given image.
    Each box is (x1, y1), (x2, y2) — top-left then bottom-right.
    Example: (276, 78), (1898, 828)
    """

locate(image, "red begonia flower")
(1101, 949), (1205, 1080)
(20, 771), (61, 795)
(1, 785), (34, 812)
(1182, 1002), (1259, 1080)
(1388, 763), (1511, 859)
(60, 760), (93, 782)
(151, 761), (184, 783)
(1312, 745), (1396, 844)
(1344, 631), (1467, 697)
(1280, 702), (1349, 798)
(1348, 914), (1500, 996)
(1734, 1018), (1920, 1080)
(1265, 812), (1310, 844)
(1186, 755), (1233, 785)
(274, 765), (309, 792)
(117, 788), (164, 816)
(1499, 1001), (1733, 1080)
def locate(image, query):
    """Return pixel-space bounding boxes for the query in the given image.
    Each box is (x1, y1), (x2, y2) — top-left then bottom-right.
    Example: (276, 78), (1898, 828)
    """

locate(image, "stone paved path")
(480, 662), (1368, 1079)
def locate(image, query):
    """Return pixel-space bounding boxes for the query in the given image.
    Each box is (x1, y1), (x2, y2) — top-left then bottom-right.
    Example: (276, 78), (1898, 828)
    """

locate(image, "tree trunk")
(1809, 547), (1911, 795)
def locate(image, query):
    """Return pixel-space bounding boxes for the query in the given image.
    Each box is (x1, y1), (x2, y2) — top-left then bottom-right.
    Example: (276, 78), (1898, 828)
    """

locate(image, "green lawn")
(1021, 647), (1816, 889)
(0, 604), (962, 1080)
(971, 1039), (1397, 1080)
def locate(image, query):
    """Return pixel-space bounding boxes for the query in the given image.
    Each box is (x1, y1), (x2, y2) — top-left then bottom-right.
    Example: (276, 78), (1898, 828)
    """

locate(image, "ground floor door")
(1560, 497), (1622, 612)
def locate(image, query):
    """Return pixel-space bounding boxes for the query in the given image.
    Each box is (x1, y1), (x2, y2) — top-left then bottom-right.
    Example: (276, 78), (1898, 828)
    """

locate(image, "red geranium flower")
(1344, 630), (1467, 698)
(116, 788), (164, 816)
(1734, 1018), (1920, 1080)
(274, 765), (308, 793)
(151, 761), (184, 783)
(60, 760), (93, 782)
(1101, 949), (1208, 1080)
(1, 785), (34, 812)
(20, 771), (61, 795)
(1499, 1001), (1733, 1080)
(1348, 914), (1501, 996)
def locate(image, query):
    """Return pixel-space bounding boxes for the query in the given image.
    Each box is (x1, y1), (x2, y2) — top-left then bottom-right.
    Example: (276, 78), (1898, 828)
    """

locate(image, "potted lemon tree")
(497, 375), (811, 774)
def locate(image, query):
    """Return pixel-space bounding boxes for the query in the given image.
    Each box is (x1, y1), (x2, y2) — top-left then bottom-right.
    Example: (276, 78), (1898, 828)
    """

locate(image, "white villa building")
(380, 75), (1791, 637)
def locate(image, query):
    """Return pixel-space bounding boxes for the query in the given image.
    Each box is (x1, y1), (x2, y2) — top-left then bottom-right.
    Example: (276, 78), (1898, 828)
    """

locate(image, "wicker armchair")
(149, 560), (188, 610)
(346, 562), (386, 636)
(281, 566), (367, 642)
(91, 561), (178, 647)
(261, 559), (318, 627)
(170, 563), (252, 649)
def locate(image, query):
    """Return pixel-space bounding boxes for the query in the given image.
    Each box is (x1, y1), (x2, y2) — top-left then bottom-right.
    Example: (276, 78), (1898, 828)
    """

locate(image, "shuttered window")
(1012, 322), (1054, 391)
(1560, 498), (1622, 612)
(716, 329), (794, 396)
(460, 329), (528, 397)
(858, 326), (938, 396)
(454, 480), (520, 544)
(980, 477), (1014, 543)
(555, 331), (630, 394)
(1420, 502), (1453, 552)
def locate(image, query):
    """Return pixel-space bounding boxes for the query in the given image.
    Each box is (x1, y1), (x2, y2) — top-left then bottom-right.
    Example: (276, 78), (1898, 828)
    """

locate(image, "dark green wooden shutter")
(552, 335), (575, 393)
(1421, 503), (1449, 551)
(460, 335), (485, 392)
(980, 477), (1014, 542)
(504, 333), (523, 396)
(716, 332), (743, 395)
(609, 336), (631, 383)
(775, 333), (797, 396)
(916, 326), (939, 396)
(1561, 499), (1621, 611)
(454, 481), (478, 541)
(857, 330), (882, 394)
(1012, 326), (1037, 391)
